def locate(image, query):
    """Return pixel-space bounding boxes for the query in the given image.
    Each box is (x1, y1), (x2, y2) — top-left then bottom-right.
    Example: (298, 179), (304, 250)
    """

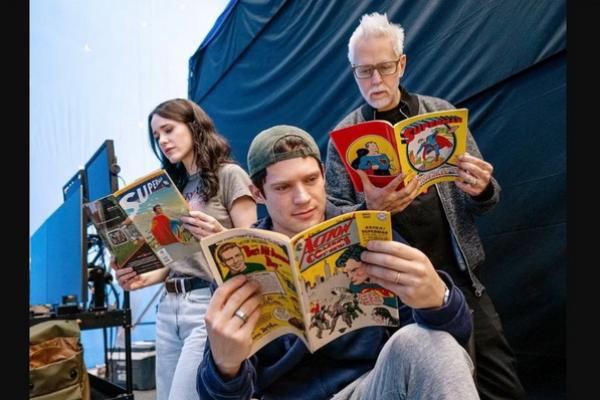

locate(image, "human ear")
(398, 54), (407, 78)
(249, 184), (266, 204)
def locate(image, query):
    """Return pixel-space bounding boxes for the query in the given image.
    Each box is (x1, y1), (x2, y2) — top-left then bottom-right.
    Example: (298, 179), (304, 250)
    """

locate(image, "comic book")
(200, 210), (399, 356)
(84, 169), (210, 284)
(330, 108), (469, 194)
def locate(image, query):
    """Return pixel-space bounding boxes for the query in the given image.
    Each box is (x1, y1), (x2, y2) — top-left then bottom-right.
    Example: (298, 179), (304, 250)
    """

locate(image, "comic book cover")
(290, 210), (398, 351)
(112, 169), (211, 279)
(329, 121), (402, 192)
(394, 108), (468, 194)
(200, 210), (398, 355)
(86, 169), (212, 282)
(329, 109), (468, 194)
(200, 229), (307, 355)
(84, 196), (165, 275)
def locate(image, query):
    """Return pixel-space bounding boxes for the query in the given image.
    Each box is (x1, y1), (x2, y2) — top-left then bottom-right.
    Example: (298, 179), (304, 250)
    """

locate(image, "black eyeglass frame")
(351, 58), (402, 79)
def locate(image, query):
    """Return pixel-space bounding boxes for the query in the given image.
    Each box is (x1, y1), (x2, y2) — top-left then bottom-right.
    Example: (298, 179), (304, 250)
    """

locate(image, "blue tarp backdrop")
(189, 0), (565, 396)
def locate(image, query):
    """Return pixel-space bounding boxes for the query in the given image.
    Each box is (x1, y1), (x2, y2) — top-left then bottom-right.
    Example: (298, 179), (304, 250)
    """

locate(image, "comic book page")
(84, 196), (166, 277)
(114, 169), (212, 280)
(329, 121), (402, 192)
(200, 228), (309, 356)
(290, 210), (399, 352)
(394, 108), (469, 195)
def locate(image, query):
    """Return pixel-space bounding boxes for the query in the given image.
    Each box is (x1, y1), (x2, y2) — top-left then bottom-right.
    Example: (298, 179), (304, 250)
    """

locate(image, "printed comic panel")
(398, 110), (468, 173)
(302, 241), (399, 345)
(119, 174), (197, 258)
(346, 134), (400, 177)
(295, 211), (397, 345)
(207, 236), (306, 341)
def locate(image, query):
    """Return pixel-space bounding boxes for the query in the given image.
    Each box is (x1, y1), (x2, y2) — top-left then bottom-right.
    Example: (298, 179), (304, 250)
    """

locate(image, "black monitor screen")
(85, 140), (118, 202)
(30, 182), (87, 305)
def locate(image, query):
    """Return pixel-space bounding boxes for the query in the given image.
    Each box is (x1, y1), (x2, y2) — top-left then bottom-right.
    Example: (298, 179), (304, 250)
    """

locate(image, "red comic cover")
(329, 121), (402, 192)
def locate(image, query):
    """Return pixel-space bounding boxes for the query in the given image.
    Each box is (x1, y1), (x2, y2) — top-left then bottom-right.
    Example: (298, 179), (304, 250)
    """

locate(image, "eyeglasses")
(351, 59), (401, 79)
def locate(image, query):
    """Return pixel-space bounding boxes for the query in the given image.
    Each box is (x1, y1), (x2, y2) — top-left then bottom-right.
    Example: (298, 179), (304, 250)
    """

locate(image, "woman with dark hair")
(115, 98), (256, 400)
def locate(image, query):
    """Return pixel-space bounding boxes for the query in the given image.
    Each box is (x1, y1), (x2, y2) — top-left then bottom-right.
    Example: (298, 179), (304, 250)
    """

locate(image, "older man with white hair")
(325, 12), (525, 400)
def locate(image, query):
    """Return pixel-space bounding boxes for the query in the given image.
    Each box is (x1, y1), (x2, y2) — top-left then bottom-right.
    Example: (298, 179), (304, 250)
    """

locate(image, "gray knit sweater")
(325, 93), (500, 295)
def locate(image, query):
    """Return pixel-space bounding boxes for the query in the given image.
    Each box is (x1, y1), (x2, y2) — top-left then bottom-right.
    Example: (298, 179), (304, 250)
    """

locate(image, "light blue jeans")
(155, 287), (211, 400)
(332, 324), (479, 400)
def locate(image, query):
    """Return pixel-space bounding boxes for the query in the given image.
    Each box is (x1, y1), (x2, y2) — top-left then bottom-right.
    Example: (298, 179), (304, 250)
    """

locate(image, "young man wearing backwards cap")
(197, 125), (479, 399)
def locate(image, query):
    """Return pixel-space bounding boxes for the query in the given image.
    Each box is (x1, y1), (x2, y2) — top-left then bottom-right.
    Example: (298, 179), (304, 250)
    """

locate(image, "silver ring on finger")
(234, 308), (249, 324)
(394, 272), (402, 284)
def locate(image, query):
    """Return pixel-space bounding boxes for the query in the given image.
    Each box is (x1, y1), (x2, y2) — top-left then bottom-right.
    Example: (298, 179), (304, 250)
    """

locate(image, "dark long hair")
(148, 98), (234, 201)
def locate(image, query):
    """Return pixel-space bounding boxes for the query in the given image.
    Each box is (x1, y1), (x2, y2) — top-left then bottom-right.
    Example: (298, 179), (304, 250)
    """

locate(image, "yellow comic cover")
(394, 108), (469, 194)
(329, 108), (468, 195)
(200, 210), (399, 356)
(200, 229), (306, 355)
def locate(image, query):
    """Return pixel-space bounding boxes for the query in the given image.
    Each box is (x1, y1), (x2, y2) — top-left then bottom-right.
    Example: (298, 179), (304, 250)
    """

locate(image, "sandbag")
(29, 319), (90, 400)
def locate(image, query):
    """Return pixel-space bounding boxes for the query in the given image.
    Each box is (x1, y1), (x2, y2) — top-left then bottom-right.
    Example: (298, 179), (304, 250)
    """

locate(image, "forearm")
(115, 266), (168, 291)
(135, 268), (168, 288)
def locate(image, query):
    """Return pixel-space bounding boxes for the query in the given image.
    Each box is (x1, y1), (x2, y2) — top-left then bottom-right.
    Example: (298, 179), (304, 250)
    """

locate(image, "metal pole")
(123, 291), (133, 394)
(102, 327), (108, 379)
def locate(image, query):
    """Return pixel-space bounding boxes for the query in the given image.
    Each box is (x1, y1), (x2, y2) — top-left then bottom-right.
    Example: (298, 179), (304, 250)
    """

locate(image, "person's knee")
(386, 324), (448, 353)
(382, 324), (472, 372)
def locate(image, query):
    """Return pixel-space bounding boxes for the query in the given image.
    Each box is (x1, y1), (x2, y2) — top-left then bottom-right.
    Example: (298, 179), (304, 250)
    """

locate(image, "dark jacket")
(325, 89), (501, 296)
(197, 202), (473, 400)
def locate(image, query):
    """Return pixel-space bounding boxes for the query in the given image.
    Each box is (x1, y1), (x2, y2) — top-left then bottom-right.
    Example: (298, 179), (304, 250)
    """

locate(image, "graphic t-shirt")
(168, 163), (253, 279)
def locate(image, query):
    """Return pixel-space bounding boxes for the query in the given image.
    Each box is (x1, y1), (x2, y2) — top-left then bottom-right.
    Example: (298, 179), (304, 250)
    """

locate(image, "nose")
(157, 133), (168, 146)
(370, 69), (383, 84)
(292, 184), (311, 205)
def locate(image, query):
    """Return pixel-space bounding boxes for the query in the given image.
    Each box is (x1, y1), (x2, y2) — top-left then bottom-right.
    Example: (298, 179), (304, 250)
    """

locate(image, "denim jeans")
(156, 287), (210, 400)
(332, 324), (479, 400)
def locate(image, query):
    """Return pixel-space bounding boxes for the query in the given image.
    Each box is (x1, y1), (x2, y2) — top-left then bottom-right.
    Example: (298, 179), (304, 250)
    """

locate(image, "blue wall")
(189, 0), (566, 396)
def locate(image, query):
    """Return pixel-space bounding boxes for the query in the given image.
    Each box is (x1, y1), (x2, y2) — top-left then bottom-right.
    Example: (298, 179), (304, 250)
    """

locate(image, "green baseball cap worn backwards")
(247, 125), (321, 178)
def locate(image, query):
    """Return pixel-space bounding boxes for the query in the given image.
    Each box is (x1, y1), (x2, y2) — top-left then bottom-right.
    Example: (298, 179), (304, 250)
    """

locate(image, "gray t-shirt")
(168, 163), (253, 279)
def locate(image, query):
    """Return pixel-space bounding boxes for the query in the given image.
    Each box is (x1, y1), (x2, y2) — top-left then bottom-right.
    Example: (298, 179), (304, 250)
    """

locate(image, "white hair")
(347, 12), (405, 64)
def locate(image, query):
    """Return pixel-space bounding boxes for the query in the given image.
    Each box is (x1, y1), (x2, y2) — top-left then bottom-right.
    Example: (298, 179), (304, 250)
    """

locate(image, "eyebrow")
(269, 170), (321, 186)
(152, 122), (172, 136)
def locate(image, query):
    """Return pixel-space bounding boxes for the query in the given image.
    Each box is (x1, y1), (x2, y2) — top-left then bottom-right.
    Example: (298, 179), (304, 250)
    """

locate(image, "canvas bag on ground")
(29, 319), (90, 400)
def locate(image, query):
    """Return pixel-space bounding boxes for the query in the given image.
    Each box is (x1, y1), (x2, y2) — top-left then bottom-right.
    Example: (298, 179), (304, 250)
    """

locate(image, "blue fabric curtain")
(189, 0), (566, 394)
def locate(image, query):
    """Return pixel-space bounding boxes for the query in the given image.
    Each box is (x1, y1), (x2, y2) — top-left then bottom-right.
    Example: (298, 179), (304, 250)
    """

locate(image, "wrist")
(471, 181), (494, 201)
(442, 283), (450, 306)
(216, 362), (242, 380)
(434, 282), (449, 308)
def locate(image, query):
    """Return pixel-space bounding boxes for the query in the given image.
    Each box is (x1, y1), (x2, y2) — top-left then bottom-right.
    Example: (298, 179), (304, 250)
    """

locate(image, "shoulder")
(324, 201), (347, 218)
(218, 162), (250, 178)
(217, 163), (253, 205)
(218, 163), (252, 188)
(334, 106), (365, 130)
